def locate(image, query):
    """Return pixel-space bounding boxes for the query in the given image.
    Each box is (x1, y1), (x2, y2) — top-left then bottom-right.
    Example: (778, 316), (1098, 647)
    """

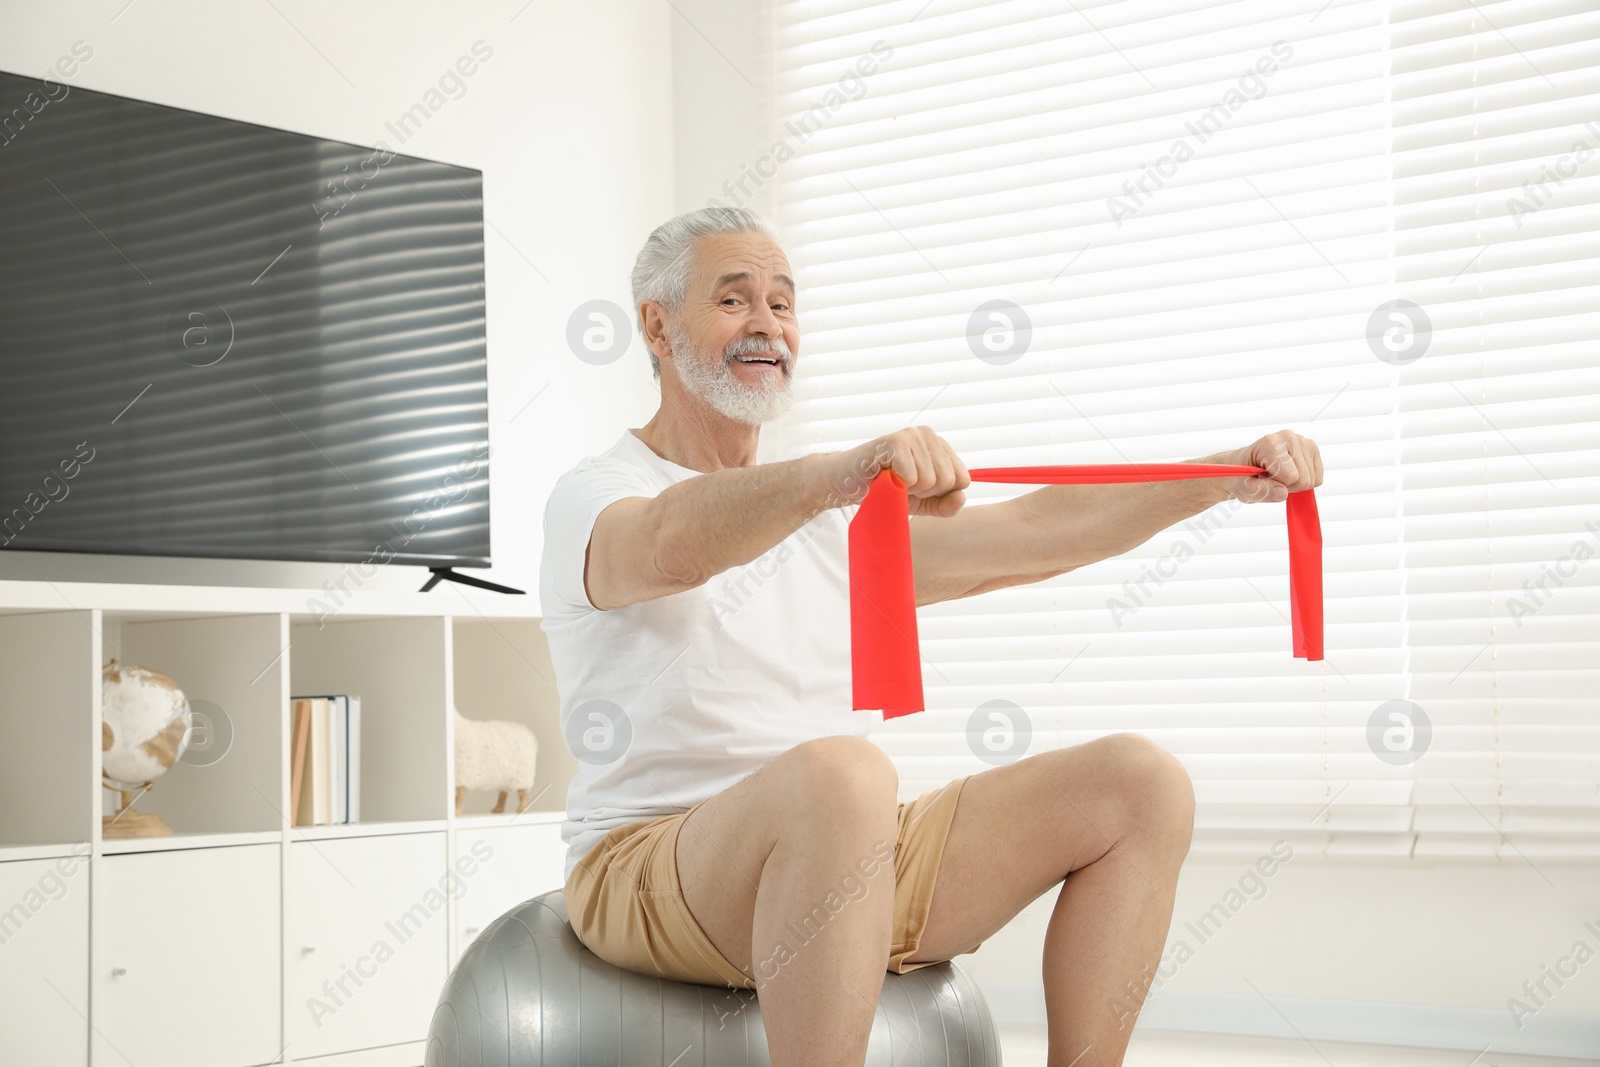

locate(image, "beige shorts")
(563, 774), (982, 989)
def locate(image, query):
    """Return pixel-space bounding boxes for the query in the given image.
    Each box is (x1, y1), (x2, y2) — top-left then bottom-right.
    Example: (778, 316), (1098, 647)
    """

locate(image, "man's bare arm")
(910, 430), (1325, 606)
(584, 454), (836, 611)
(584, 425), (971, 612)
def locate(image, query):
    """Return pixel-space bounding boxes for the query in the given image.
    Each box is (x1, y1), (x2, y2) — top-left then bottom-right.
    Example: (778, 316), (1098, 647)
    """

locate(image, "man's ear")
(638, 301), (661, 354)
(639, 301), (676, 364)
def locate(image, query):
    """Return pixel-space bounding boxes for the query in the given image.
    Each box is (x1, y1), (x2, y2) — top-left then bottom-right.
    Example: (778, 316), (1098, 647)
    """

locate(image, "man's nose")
(744, 300), (784, 338)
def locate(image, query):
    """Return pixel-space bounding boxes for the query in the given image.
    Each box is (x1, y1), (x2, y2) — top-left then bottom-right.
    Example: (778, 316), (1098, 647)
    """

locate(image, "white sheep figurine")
(453, 707), (538, 815)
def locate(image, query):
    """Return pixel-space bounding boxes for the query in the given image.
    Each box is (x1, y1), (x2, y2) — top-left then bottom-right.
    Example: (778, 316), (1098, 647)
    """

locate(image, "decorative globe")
(102, 659), (192, 786)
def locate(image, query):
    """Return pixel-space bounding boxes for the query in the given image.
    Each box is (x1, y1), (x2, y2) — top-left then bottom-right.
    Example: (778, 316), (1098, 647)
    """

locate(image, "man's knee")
(1085, 732), (1195, 841)
(775, 735), (898, 815)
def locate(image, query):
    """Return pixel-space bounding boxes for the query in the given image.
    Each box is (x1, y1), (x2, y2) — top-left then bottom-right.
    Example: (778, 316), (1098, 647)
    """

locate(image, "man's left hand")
(1223, 429), (1323, 503)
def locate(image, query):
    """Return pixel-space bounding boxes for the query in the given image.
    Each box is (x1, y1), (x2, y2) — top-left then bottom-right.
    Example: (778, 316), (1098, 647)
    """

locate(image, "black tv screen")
(0, 70), (491, 569)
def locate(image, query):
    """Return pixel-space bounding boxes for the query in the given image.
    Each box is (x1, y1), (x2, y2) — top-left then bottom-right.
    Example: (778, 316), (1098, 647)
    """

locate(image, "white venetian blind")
(1388, 0), (1600, 860)
(764, 0), (1600, 859)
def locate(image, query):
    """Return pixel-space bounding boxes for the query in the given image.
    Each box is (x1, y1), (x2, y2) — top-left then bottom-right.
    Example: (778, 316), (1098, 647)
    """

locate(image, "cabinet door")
(0, 854), (90, 1067)
(453, 823), (565, 963)
(289, 833), (448, 1058)
(99, 845), (281, 1067)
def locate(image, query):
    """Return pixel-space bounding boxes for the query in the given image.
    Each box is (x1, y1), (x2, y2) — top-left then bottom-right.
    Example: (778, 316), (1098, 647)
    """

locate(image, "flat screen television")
(0, 69), (493, 579)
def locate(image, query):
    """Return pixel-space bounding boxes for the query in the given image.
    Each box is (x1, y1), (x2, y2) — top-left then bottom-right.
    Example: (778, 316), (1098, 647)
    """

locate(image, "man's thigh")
(675, 735), (898, 980)
(672, 758), (787, 979)
(902, 734), (1191, 965)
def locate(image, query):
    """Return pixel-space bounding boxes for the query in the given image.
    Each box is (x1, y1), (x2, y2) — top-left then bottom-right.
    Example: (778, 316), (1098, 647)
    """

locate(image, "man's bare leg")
(903, 732), (1196, 1067)
(676, 734), (901, 1067)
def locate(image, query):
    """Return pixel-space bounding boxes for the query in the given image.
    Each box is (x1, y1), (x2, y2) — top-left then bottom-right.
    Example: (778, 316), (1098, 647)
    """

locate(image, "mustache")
(724, 336), (792, 364)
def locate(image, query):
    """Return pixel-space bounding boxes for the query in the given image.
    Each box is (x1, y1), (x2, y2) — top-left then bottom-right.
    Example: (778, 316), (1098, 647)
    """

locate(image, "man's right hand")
(821, 426), (970, 519)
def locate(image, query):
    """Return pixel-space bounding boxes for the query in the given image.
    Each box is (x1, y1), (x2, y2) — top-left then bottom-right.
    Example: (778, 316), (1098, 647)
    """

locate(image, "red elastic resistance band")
(849, 464), (1323, 718)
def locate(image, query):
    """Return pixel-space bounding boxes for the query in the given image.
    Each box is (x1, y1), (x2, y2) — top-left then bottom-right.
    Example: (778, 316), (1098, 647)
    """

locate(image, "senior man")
(539, 206), (1323, 1067)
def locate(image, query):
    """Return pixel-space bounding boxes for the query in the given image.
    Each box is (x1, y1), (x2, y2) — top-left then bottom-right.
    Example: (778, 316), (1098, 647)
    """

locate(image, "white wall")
(0, 0), (672, 606)
(670, 0), (774, 222)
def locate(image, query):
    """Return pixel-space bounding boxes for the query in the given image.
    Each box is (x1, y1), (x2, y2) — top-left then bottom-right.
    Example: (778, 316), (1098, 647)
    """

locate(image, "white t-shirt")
(539, 428), (874, 882)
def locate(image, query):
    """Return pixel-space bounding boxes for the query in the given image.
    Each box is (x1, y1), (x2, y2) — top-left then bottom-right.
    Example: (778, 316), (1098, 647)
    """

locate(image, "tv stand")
(420, 566), (526, 595)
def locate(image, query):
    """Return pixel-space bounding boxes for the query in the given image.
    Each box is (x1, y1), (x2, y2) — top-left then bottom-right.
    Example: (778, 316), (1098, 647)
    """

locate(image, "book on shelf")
(347, 695), (361, 822)
(290, 694), (362, 827)
(289, 699), (312, 825)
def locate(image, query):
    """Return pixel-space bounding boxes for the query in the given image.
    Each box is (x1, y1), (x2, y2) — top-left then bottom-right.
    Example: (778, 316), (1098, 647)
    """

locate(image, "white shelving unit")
(0, 579), (576, 1067)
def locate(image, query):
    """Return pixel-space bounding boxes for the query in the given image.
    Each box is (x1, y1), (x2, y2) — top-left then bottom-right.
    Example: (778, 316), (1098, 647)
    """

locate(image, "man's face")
(666, 231), (800, 425)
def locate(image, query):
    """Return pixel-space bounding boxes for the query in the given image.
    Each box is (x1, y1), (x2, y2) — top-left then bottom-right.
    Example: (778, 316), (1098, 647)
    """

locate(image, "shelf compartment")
(291, 616), (450, 824)
(98, 844), (281, 1066)
(0, 854), (90, 1067)
(0, 610), (98, 847)
(288, 833), (448, 1058)
(111, 612), (288, 836)
(452, 822), (566, 966)
(450, 616), (571, 816)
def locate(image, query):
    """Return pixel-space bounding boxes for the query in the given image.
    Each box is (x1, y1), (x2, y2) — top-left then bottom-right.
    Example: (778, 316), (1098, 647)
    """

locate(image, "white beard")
(668, 323), (795, 426)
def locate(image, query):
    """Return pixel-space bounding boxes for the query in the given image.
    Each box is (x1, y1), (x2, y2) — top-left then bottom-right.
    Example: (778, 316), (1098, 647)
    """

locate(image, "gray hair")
(630, 207), (780, 379)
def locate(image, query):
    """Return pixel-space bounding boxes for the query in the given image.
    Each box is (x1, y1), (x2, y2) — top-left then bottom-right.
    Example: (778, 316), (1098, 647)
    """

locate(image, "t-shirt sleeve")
(540, 460), (660, 617)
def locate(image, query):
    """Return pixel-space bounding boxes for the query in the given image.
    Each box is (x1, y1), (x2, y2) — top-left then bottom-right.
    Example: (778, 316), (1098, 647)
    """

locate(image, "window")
(767, 0), (1599, 859)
